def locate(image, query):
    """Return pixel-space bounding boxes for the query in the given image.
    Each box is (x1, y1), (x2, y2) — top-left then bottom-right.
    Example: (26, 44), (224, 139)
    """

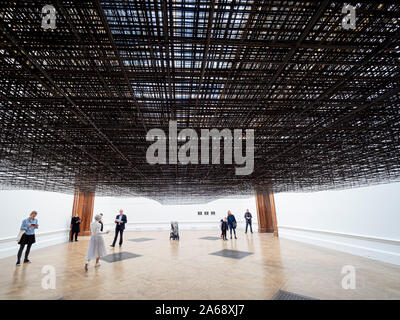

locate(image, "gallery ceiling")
(0, 1), (399, 203)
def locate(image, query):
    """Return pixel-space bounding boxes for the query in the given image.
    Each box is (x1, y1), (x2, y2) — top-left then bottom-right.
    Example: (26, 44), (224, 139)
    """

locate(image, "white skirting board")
(0, 229), (70, 259)
(278, 225), (400, 266)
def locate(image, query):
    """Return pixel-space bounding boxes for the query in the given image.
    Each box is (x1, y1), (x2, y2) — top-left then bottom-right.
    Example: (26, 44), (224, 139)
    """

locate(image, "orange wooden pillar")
(254, 186), (278, 236)
(71, 189), (95, 236)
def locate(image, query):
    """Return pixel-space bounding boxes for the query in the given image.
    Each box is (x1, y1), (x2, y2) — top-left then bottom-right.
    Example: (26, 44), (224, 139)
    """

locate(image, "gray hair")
(94, 214), (102, 221)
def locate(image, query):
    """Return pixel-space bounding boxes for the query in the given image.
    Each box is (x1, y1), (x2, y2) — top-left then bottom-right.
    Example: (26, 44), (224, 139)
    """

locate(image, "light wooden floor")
(1, 230), (400, 300)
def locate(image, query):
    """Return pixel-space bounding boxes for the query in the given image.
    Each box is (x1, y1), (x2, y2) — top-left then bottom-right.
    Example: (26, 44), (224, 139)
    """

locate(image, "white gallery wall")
(275, 182), (400, 265)
(0, 190), (73, 258)
(0, 182), (399, 265)
(93, 196), (258, 231)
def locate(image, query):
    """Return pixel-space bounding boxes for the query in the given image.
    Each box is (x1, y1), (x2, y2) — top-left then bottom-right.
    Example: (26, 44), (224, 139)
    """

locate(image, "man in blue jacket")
(111, 209), (127, 247)
(227, 210), (237, 239)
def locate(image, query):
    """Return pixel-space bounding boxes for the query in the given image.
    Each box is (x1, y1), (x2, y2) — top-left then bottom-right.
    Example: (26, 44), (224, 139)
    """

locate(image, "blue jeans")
(229, 225), (236, 237)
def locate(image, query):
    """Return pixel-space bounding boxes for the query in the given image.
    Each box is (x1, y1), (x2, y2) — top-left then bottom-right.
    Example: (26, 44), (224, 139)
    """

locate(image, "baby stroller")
(170, 221), (179, 240)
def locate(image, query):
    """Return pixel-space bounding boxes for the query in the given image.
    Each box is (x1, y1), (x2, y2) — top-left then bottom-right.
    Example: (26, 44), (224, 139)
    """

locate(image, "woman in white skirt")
(85, 214), (109, 270)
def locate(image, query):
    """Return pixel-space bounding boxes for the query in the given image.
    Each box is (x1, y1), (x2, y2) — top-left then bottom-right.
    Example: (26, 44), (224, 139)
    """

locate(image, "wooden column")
(254, 186), (278, 236)
(71, 189), (95, 236)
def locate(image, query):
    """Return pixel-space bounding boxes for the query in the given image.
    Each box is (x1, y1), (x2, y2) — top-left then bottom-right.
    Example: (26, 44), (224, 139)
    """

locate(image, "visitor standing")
(244, 209), (253, 233)
(70, 213), (81, 241)
(227, 211), (237, 239)
(16, 211), (39, 266)
(111, 209), (127, 247)
(85, 214), (109, 270)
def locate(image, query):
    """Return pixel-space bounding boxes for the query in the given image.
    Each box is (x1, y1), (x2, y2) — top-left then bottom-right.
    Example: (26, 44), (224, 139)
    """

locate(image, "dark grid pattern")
(0, 1), (399, 204)
(271, 290), (317, 300)
(199, 236), (221, 240)
(210, 249), (254, 259)
(101, 251), (141, 263)
(128, 237), (154, 242)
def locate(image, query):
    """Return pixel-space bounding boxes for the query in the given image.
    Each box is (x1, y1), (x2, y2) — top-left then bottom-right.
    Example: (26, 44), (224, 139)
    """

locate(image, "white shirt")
(117, 214), (123, 224)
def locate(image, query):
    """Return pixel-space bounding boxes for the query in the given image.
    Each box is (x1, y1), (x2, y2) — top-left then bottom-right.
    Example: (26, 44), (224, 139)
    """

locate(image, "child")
(220, 219), (224, 238)
(221, 218), (228, 241)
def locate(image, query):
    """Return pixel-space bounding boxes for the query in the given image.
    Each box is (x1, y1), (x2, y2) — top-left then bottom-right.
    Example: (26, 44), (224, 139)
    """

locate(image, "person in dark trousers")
(221, 218), (228, 240)
(70, 213), (81, 241)
(244, 209), (253, 233)
(111, 209), (127, 247)
(16, 211), (38, 266)
(227, 210), (237, 239)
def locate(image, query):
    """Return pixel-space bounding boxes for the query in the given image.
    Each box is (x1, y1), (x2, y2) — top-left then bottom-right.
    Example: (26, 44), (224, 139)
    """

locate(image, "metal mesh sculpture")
(0, 1), (399, 204)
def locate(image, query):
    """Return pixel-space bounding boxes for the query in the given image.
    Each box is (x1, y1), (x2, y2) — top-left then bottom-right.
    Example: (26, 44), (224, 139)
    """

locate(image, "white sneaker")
(95, 262), (101, 267)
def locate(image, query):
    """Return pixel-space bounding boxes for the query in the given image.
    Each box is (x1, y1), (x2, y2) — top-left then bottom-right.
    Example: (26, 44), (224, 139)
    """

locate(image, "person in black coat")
(70, 213), (81, 242)
(221, 218), (228, 241)
(99, 213), (104, 231)
(227, 210), (237, 239)
(111, 209), (127, 247)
